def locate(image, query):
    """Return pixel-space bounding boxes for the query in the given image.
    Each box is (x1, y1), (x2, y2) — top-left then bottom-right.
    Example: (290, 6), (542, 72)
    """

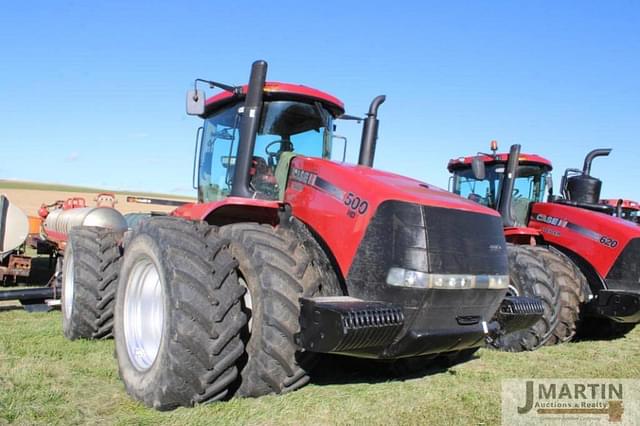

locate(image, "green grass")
(0, 180), (194, 201)
(0, 310), (638, 425)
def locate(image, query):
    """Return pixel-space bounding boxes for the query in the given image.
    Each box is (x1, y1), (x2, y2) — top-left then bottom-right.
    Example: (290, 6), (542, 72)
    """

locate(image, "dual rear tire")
(113, 217), (246, 409)
(113, 217), (341, 409)
(219, 221), (342, 397)
(61, 226), (122, 340)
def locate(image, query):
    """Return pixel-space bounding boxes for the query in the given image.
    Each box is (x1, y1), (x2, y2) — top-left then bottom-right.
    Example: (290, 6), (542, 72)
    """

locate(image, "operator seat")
(275, 151), (298, 200)
(250, 156), (278, 199)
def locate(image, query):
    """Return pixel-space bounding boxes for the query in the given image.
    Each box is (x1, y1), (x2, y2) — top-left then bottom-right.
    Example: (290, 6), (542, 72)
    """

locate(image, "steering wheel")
(468, 193), (482, 203)
(265, 139), (293, 167)
(513, 188), (525, 199)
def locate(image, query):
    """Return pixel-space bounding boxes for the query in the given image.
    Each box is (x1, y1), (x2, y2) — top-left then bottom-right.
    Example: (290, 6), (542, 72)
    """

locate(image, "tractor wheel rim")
(240, 277), (253, 332)
(62, 248), (74, 320)
(124, 257), (164, 372)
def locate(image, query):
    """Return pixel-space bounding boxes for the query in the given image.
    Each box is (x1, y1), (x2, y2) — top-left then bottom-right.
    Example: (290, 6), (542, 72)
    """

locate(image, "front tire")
(61, 226), (122, 340)
(539, 248), (587, 345)
(491, 244), (561, 351)
(114, 217), (246, 410)
(220, 220), (342, 397)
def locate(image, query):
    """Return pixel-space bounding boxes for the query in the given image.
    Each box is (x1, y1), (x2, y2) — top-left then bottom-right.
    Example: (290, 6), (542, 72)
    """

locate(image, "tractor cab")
(447, 144), (552, 226)
(449, 145), (616, 221)
(192, 83), (344, 203)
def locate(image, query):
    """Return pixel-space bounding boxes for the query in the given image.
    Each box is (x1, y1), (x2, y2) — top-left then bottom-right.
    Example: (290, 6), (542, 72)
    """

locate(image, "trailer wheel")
(61, 226), (122, 340)
(490, 244), (560, 351)
(114, 217), (246, 410)
(220, 220), (342, 397)
(537, 248), (587, 345)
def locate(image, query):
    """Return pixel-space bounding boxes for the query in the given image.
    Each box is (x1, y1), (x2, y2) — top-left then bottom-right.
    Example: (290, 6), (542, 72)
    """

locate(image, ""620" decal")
(344, 192), (368, 218)
(599, 236), (618, 248)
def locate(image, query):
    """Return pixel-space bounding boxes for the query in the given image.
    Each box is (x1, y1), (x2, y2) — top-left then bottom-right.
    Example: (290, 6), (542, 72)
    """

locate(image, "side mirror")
(186, 90), (206, 115)
(471, 157), (486, 180)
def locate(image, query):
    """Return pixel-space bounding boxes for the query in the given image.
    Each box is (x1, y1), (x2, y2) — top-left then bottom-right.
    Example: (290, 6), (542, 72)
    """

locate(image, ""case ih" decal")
(532, 213), (619, 248)
(290, 168), (369, 218)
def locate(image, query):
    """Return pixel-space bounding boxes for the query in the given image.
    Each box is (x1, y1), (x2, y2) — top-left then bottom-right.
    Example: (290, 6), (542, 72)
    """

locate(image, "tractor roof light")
(490, 140), (499, 154)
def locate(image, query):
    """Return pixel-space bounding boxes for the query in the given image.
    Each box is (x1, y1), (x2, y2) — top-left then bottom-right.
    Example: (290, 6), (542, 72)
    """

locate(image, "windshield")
(452, 163), (549, 224)
(453, 168), (500, 208)
(198, 100), (334, 202)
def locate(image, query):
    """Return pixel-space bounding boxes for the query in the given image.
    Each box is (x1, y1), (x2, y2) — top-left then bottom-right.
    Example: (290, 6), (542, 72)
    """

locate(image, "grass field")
(0, 309), (638, 425)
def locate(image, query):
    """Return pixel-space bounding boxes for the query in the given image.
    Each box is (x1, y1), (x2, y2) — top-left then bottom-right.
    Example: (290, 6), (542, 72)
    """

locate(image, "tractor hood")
(287, 158), (502, 218)
(530, 202), (640, 280)
(285, 157), (506, 275)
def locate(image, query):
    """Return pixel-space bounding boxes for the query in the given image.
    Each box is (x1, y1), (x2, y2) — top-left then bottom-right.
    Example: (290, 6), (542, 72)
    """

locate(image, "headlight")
(386, 267), (509, 290)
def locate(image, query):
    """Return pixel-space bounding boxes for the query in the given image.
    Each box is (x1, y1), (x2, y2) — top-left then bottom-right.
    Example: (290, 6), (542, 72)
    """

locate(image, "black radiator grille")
(605, 238), (640, 292)
(422, 203), (508, 275)
(349, 200), (507, 278)
(346, 200), (508, 302)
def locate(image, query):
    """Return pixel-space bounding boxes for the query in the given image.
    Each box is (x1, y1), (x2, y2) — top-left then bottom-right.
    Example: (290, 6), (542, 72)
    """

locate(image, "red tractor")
(602, 199), (640, 224)
(59, 61), (541, 410)
(448, 143), (640, 350)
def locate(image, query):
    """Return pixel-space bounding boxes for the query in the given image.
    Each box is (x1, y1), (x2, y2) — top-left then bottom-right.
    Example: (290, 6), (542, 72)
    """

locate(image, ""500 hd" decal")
(290, 168), (369, 219)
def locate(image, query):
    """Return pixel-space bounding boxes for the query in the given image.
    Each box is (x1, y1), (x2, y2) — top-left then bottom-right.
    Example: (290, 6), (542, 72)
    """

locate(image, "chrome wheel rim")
(124, 257), (164, 371)
(62, 247), (74, 320)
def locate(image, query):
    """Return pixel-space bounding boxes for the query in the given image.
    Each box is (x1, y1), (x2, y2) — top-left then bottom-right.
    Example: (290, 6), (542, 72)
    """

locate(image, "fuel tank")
(43, 207), (128, 242)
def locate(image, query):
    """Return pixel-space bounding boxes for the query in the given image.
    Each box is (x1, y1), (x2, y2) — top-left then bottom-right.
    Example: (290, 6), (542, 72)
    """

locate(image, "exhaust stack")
(582, 148), (611, 176)
(358, 95), (386, 167)
(497, 144), (522, 227)
(230, 60), (268, 198)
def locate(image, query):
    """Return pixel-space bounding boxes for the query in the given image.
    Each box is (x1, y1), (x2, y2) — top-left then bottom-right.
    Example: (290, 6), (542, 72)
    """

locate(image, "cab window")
(198, 100), (334, 202)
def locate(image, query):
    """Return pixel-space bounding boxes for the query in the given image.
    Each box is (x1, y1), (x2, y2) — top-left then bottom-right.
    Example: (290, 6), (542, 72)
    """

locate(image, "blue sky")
(1, 1), (638, 199)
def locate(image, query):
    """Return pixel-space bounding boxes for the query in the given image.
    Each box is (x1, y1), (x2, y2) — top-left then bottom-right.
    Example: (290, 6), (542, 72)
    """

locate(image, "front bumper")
(296, 295), (543, 359)
(587, 290), (640, 323)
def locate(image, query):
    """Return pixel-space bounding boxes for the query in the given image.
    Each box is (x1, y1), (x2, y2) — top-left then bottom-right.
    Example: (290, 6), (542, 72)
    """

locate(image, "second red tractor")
(448, 143), (640, 350)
